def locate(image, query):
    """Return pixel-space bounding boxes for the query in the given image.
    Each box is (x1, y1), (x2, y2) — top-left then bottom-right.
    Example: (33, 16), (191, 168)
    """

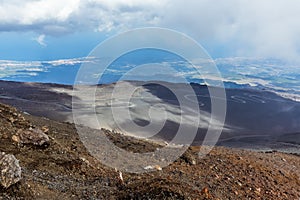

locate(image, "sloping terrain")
(0, 102), (299, 199)
(0, 80), (300, 154)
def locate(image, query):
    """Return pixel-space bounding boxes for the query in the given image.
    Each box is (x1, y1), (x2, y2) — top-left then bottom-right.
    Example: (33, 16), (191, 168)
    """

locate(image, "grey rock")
(0, 152), (22, 188)
(16, 128), (50, 146)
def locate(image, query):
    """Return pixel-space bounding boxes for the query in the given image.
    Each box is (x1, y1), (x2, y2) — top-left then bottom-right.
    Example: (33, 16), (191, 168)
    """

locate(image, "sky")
(1, 0), (300, 62)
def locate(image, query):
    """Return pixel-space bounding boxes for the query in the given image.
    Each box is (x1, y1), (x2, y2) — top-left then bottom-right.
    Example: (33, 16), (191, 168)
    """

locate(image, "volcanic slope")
(0, 103), (299, 199)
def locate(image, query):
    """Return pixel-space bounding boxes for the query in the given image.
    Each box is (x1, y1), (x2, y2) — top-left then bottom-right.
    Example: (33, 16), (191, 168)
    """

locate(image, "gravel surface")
(0, 103), (299, 199)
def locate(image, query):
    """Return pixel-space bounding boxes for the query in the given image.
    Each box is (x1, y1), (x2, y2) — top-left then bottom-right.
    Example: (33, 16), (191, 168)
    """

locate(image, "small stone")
(80, 157), (90, 165)
(11, 135), (20, 143)
(201, 187), (210, 198)
(143, 165), (162, 171)
(144, 166), (154, 170)
(2, 133), (8, 139)
(0, 152), (22, 188)
(9, 117), (15, 123)
(119, 171), (123, 183)
(154, 165), (162, 171)
(41, 126), (49, 134)
(237, 181), (242, 187)
(255, 187), (261, 195)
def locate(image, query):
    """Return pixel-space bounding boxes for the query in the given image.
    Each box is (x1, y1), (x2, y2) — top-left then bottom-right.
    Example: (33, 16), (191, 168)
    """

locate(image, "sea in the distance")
(1, 49), (300, 102)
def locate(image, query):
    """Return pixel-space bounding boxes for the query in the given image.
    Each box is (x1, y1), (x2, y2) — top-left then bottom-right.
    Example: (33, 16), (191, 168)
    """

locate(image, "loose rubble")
(0, 102), (299, 199)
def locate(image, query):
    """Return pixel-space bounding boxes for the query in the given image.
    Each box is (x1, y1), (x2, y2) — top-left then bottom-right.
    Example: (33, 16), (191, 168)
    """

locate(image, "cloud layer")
(0, 57), (95, 78)
(0, 0), (163, 34)
(0, 0), (300, 60)
(1, 56), (299, 101)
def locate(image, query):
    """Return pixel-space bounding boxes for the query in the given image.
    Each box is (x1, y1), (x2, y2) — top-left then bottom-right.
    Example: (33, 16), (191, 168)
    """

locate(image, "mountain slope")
(0, 102), (299, 199)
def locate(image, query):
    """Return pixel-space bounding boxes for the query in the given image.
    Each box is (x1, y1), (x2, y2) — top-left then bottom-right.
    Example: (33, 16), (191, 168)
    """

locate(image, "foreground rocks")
(0, 102), (299, 199)
(0, 152), (21, 188)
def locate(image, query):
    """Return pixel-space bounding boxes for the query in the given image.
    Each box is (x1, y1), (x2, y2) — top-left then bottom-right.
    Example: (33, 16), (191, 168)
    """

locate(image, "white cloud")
(34, 34), (47, 46)
(0, 0), (163, 34)
(47, 57), (97, 66)
(160, 0), (300, 61)
(0, 0), (80, 25)
(0, 0), (300, 61)
(0, 57), (96, 78)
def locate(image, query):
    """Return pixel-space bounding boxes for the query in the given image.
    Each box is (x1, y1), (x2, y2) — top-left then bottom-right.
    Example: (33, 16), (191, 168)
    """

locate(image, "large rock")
(0, 152), (22, 188)
(13, 128), (50, 146)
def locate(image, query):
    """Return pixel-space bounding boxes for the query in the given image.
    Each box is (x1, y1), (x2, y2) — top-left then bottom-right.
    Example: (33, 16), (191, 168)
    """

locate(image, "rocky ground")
(0, 102), (299, 199)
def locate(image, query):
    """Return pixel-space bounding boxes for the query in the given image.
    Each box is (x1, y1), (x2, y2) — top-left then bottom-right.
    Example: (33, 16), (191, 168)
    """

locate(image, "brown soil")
(0, 102), (299, 199)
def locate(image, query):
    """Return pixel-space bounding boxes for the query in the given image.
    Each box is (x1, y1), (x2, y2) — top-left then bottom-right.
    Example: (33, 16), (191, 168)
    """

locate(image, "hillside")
(0, 80), (300, 154)
(0, 102), (299, 199)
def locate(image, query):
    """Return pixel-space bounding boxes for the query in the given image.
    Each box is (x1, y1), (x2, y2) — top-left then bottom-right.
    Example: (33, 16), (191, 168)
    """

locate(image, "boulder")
(0, 152), (22, 188)
(13, 128), (50, 146)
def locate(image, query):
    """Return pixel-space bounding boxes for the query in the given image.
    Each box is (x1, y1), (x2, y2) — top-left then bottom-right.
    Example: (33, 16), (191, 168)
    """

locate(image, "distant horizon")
(1, 1), (300, 102)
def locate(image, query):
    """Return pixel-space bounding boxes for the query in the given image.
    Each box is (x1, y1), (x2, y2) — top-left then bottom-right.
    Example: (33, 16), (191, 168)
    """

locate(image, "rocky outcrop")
(0, 152), (22, 188)
(12, 128), (50, 147)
